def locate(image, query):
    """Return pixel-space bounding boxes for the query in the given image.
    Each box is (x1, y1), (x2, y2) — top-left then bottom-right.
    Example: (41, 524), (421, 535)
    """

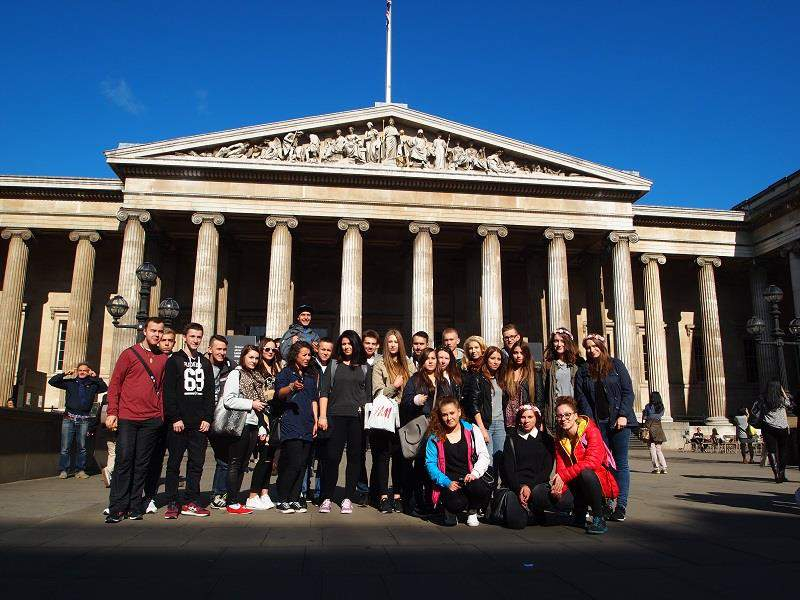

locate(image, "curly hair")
(426, 396), (462, 440)
(544, 328), (578, 365)
(286, 341), (313, 372)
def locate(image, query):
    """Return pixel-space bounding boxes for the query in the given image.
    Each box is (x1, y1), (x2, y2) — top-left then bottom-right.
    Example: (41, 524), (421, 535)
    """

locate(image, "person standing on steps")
(206, 335), (234, 509)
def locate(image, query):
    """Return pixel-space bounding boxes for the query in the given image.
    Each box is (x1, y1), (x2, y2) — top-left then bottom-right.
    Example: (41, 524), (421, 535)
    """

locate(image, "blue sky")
(1, 0), (797, 209)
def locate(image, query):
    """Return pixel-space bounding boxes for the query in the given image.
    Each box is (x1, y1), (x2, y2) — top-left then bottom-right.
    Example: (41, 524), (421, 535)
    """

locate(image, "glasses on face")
(262, 347), (275, 353)
(555, 412), (575, 421)
(503, 334), (518, 341)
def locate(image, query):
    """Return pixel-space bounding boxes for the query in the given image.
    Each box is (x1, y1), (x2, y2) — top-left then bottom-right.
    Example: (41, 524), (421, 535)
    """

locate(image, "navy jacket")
(48, 373), (108, 415)
(574, 358), (638, 426)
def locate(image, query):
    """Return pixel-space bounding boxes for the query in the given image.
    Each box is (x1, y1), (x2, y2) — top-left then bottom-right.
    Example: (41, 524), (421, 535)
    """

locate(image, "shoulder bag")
(399, 415), (429, 459)
(212, 369), (249, 437)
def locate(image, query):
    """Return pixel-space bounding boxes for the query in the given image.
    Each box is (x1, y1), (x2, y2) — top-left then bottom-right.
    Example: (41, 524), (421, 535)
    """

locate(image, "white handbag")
(366, 392), (400, 433)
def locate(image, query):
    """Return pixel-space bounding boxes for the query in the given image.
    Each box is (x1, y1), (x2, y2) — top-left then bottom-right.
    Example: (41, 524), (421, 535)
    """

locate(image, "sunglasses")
(262, 347), (276, 353)
(555, 412), (575, 420)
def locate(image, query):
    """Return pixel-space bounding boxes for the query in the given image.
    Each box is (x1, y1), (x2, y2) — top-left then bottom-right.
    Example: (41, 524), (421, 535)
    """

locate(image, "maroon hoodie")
(107, 344), (169, 421)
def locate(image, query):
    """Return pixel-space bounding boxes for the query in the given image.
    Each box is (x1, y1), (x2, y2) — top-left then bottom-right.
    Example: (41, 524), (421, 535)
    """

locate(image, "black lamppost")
(746, 284), (800, 390)
(105, 262), (180, 340)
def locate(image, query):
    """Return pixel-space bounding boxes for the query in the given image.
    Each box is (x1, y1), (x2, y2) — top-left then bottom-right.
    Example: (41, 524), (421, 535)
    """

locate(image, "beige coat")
(372, 356), (415, 399)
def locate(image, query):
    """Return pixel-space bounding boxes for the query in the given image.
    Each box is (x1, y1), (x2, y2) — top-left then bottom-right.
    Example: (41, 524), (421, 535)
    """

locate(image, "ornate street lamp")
(747, 285), (800, 391)
(105, 262), (180, 340)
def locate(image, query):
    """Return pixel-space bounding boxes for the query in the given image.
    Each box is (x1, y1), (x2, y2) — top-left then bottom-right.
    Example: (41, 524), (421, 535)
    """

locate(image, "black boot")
(767, 453), (779, 482)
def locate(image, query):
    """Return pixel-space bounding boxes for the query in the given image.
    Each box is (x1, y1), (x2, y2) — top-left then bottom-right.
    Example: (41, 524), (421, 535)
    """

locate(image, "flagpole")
(385, 0), (392, 103)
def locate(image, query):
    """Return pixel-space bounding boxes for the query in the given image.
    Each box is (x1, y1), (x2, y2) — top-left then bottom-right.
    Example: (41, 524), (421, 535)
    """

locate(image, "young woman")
(500, 405), (573, 529)
(435, 346), (463, 401)
(462, 346), (507, 466)
(220, 345), (268, 515)
(274, 341), (319, 513)
(574, 334), (637, 522)
(246, 337), (282, 511)
(370, 329), (413, 513)
(757, 380), (793, 483)
(503, 341), (542, 431)
(461, 335), (487, 373)
(553, 396), (618, 535)
(642, 391), (668, 474)
(317, 330), (369, 514)
(541, 328), (582, 433)
(425, 396), (490, 527)
(734, 407), (754, 464)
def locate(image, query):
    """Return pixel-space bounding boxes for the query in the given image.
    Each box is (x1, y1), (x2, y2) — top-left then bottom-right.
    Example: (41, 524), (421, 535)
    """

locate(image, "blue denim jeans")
(59, 416), (89, 472)
(212, 458), (229, 496)
(598, 421), (631, 509)
(486, 418), (507, 467)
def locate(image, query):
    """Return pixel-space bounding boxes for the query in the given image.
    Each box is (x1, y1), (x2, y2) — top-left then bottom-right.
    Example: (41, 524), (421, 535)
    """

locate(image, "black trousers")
(277, 439), (312, 502)
(440, 478), (490, 514)
(567, 469), (605, 517)
(226, 425), (257, 505)
(761, 423), (789, 473)
(108, 418), (163, 514)
(370, 429), (403, 498)
(322, 416), (362, 501)
(164, 428), (208, 503)
(143, 422), (168, 500)
(503, 483), (574, 529)
(249, 442), (277, 493)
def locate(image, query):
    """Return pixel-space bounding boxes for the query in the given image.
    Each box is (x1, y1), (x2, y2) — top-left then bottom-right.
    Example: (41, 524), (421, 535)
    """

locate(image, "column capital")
(544, 227), (574, 241)
(409, 221), (440, 235)
(266, 215), (298, 229)
(477, 224), (508, 238)
(1, 228), (33, 241)
(640, 253), (666, 266)
(608, 230), (639, 244)
(68, 230), (101, 243)
(116, 208), (151, 224)
(338, 219), (370, 232)
(696, 256), (722, 268)
(191, 212), (225, 226)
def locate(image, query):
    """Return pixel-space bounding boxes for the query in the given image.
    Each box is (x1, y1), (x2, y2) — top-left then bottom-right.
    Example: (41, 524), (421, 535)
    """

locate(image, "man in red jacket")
(105, 318), (169, 523)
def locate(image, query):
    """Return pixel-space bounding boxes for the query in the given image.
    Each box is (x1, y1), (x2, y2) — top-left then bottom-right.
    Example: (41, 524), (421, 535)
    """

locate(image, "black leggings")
(440, 478), (491, 514)
(761, 423), (789, 473)
(370, 429), (403, 498)
(277, 439), (312, 502)
(226, 425), (257, 506)
(503, 483), (574, 529)
(249, 442), (276, 493)
(322, 416), (362, 502)
(567, 469), (605, 517)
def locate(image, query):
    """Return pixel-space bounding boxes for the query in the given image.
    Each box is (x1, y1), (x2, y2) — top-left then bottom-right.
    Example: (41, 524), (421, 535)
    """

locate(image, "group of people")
(54, 303), (650, 534)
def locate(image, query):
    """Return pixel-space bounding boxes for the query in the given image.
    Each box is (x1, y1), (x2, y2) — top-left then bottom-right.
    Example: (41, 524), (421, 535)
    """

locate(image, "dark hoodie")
(163, 349), (215, 427)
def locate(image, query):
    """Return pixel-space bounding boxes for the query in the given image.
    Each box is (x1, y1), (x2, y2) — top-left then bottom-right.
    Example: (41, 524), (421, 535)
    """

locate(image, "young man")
(49, 363), (108, 479)
(442, 327), (464, 361)
(305, 337), (334, 503)
(162, 323), (215, 518)
(279, 303), (321, 358)
(142, 326), (177, 511)
(501, 323), (521, 362)
(207, 334), (234, 509)
(356, 330), (381, 505)
(105, 318), (169, 523)
(410, 331), (429, 367)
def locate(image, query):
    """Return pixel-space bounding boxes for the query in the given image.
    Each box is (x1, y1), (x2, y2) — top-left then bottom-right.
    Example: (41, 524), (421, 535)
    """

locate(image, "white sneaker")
(245, 496), (267, 511)
(145, 499), (157, 514)
(260, 494), (275, 510)
(466, 513), (480, 527)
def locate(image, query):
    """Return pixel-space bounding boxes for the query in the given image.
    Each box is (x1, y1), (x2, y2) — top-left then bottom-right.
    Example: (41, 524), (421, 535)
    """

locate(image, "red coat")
(555, 416), (619, 499)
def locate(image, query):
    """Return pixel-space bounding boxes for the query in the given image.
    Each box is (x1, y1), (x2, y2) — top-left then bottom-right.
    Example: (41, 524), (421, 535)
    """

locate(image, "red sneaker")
(181, 502), (210, 517)
(226, 504), (253, 515)
(164, 502), (180, 519)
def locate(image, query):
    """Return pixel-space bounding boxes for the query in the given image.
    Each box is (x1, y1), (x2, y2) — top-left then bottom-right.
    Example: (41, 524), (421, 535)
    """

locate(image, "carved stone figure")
(260, 137), (282, 160)
(433, 134), (447, 170)
(215, 142), (249, 158)
(408, 129), (428, 168)
(449, 142), (466, 169)
(344, 126), (365, 162)
(383, 118), (399, 162)
(364, 122), (381, 163)
(487, 150), (506, 174)
(282, 131), (303, 161)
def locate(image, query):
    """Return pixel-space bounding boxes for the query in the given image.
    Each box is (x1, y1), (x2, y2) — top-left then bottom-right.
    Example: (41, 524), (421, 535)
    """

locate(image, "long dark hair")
(287, 341), (313, 374)
(763, 380), (788, 411)
(480, 346), (505, 386)
(504, 341), (535, 401)
(544, 328), (578, 365)
(649, 391), (664, 414)
(435, 346), (462, 388)
(333, 330), (365, 366)
(257, 336), (282, 377)
(412, 347), (437, 396)
(238, 344), (260, 371)
(583, 334), (613, 380)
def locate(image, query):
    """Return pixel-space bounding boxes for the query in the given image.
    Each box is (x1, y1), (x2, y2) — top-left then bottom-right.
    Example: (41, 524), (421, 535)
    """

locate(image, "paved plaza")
(1, 448), (798, 600)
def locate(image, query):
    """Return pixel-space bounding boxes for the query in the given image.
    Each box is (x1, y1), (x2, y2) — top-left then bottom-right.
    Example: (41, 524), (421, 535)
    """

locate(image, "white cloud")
(100, 78), (144, 115)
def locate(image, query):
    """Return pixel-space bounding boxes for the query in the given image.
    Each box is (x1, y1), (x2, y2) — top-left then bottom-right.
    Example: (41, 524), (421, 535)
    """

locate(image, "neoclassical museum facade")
(1, 104), (797, 435)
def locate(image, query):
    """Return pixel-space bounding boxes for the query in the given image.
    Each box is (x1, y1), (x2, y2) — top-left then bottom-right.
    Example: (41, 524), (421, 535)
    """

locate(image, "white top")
(220, 367), (267, 436)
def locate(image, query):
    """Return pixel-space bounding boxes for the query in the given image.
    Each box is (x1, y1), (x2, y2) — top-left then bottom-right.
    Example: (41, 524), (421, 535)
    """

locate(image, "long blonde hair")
(461, 335), (487, 371)
(382, 329), (411, 386)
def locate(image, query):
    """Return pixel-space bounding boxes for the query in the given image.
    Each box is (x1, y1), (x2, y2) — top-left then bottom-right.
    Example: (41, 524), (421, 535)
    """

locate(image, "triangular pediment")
(106, 104), (651, 192)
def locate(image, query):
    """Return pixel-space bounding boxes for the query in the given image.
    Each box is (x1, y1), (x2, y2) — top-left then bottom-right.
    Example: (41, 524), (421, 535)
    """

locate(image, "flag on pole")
(386, 0), (392, 27)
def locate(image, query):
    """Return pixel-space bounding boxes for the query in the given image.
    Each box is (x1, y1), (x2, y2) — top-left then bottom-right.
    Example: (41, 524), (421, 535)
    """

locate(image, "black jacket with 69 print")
(163, 349), (215, 428)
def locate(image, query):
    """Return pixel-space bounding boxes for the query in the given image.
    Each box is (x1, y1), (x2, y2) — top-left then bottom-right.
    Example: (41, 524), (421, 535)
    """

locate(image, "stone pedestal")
(191, 213), (224, 350)
(338, 219), (369, 334)
(0, 228), (33, 403)
(697, 256), (728, 425)
(62, 231), (100, 387)
(544, 228), (573, 333)
(641, 253), (672, 421)
(265, 216), (298, 338)
(111, 210), (150, 365)
(478, 225), (507, 347)
(409, 222), (439, 341)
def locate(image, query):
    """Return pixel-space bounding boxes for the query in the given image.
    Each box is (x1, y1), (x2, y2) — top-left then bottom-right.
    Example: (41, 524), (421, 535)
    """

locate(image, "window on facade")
(743, 339), (759, 384)
(54, 319), (68, 372)
(691, 330), (705, 383)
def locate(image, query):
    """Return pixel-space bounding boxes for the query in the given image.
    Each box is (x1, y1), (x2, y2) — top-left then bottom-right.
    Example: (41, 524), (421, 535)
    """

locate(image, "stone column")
(265, 216), (298, 338)
(788, 244), (800, 319)
(190, 213), (224, 350)
(111, 210), (150, 365)
(0, 228), (33, 403)
(338, 219), (370, 334)
(409, 222), (440, 340)
(544, 228), (573, 333)
(640, 253), (672, 421)
(62, 231), (101, 382)
(608, 231), (642, 409)
(478, 224), (508, 347)
(749, 261), (778, 389)
(696, 256), (727, 425)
